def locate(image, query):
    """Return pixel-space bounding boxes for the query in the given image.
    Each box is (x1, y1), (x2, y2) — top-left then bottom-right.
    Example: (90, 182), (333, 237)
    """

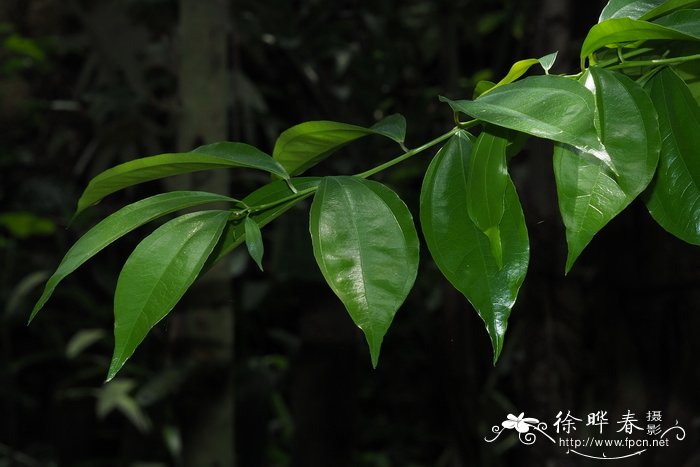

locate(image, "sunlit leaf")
(440, 76), (615, 171)
(108, 210), (230, 381)
(420, 131), (529, 363)
(480, 58), (540, 96)
(75, 143), (285, 216)
(644, 67), (700, 244)
(273, 114), (407, 176)
(538, 51), (558, 73)
(554, 68), (660, 272)
(30, 191), (235, 322)
(309, 177), (419, 367)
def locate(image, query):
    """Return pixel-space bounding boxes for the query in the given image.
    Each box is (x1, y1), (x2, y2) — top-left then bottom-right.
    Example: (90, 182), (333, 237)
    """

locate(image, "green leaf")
(653, 9), (700, 36)
(440, 76), (616, 171)
(244, 216), (265, 271)
(369, 113), (407, 144)
(96, 379), (151, 433)
(420, 131), (529, 363)
(554, 68), (660, 272)
(599, 0), (664, 21)
(538, 51), (558, 73)
(30, 191), (235, 322)
(480, 58), (540, 96)
(108, 210), (230, 381)
(66, 329), (107, 359)
(273, 114), (407, 177)
(467, 128), (510, 267)
(74, 143), (286, 217)
(644, 67), (700, 244)
(0, 212), (55, 238)
(642, 1), (700, 21)
(581, 17), (700, 61)
(473, 80), (496, 98)
(309, 177), (419, 367)
(205, 178), (321, 268)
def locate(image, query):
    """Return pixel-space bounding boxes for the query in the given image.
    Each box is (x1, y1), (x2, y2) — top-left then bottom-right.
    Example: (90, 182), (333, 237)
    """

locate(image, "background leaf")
(420, 131), (529, 363)
(644, 67), (700, 244)
(30, 191), (235, 322)
(441, 76), (615, 171)
(653, 9), (700, 36)
(273, 114), (406, 176)
(75, 144), (285, 216)
(108, 210), (230, 381)
(309, 176), (419, 367)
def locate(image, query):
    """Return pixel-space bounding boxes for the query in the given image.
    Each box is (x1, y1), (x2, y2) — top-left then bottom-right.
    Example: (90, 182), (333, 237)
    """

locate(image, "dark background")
(1, 0), (699, 466)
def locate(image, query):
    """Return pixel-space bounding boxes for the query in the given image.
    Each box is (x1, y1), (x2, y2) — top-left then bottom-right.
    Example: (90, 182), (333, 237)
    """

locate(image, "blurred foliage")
(2, 0), (699, 466)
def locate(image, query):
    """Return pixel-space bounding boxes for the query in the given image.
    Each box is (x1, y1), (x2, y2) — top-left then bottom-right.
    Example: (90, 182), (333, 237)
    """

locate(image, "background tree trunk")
(175, 0), (234, 465)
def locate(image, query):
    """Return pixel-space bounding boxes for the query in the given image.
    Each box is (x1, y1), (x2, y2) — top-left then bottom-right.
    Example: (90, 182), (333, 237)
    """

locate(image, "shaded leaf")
(420, 131), (529, 363)
(599, 0), (664, 22)
(642, 0), (700, 20)
(653, 9), (700, 36)
(244, 216), (265, 271)
(108, 210), (229, 381)
(96, 379), (151, 433)
(581, 17), (700, 62)
(273, 114), (406, 176)
(370, 113), (407, 144)
(309, 177), (419, 367)
(473, 80), (496, 98)
(75, 143), (285, 216)
(440, 76), (615, 171)
(554, 68), (660, 272)
(30, 191), (235, 322)
(467, 128), (510, 267)
(644, 67), (700, 244)
(205, 178), (321, 268)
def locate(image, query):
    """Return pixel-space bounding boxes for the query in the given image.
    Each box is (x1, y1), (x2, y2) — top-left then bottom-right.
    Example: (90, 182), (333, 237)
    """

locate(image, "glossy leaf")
(420, 131), (529, 362)
(599, 0), (664, 21)
(273, 114), (406, 176)
(205, 178), (321, 268)
(653, 9), (700, 36)
(644, 67), (700, 244)
(75, 143), (286, 216)
(108, 210), (229, 381)
(641, 0), (700, 20)
(467, 128), (510, 267)
(554, 68), (660, 272)
(581, 18), (700, 61)
(440, 76), (615, 171)
(309, 176), (419, 367)
(538, 52), (558, 73)
(30, 191), (235, 322)
(244, 216), (265, 271)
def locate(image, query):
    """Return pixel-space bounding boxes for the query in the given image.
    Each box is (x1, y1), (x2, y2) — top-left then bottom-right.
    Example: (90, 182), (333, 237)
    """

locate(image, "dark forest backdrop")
(1, 0), (699, 466)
